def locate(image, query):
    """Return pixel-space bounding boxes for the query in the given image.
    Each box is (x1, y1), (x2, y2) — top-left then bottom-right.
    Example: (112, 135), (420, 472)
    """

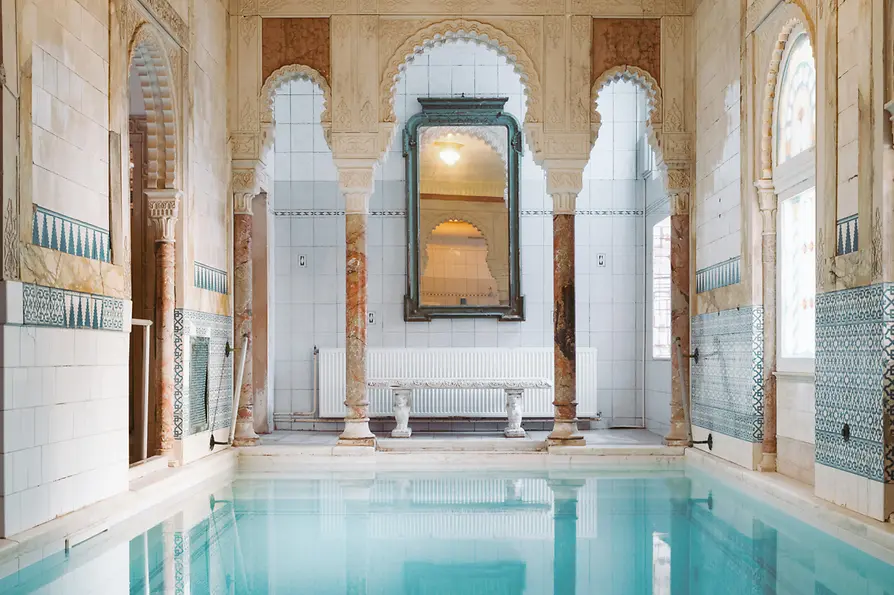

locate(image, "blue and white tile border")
(194, 262), (228, 294)
(173, 309), (233, 439)
(695, 257), (741, 293)
(272, 209), (647, 218)
(690, 305), (764, 443)
(815, 284), (894, 482)
(32, 205), (111, 263)
(836, 215), (859, 255)
(22, 283), (124, 331)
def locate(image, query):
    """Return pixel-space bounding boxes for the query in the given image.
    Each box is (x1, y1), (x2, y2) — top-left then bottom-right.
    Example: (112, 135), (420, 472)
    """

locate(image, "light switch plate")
(368, 311), (376, 325)
(298, 254), (307, 268)
(597, 253), (606, 267)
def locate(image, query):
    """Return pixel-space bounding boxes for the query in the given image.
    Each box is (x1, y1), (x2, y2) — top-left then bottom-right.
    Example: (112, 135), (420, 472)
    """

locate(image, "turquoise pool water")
(2, 467), (894, 594)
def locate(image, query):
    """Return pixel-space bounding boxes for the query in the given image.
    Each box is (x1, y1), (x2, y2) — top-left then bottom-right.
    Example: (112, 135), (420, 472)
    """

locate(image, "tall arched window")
(773, 26), (816, 367)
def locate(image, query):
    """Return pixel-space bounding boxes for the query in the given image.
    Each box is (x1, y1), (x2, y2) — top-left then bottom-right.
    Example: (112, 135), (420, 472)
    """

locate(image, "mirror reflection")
(418, 126), (510, 307)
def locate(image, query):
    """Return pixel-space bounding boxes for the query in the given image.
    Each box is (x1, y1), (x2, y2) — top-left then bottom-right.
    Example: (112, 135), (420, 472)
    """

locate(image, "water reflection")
(2, 469), (894, 594)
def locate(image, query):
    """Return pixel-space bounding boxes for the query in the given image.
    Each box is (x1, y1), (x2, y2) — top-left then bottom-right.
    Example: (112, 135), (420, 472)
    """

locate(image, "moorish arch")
(259, 64), (332, 155)
(379, 19), (544, 132)
(759, 17), (816, 180)
(419, 212), (505, 291)
(590, 65), (664, 162)
(128, 24), (178, 191)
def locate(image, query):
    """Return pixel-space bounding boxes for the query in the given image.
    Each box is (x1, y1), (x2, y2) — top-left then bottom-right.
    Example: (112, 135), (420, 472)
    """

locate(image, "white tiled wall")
(31, 0), (110, 230)
(0, 286), (130, 536)
(694, 0), (742, 270)
(270, 42), (651, 425)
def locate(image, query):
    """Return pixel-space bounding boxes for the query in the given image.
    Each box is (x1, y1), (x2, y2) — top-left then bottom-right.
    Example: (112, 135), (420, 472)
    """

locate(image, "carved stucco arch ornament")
(259, 64), (332, 155)
(128, 24), (178, 191)
(759, 17), (815, 181)
(591, 65), (664, 162)
(420, 213), (505, 297)
(380, 19), (544, 133)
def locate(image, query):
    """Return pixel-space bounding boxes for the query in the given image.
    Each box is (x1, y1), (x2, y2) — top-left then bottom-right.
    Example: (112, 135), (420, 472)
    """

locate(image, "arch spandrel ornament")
(379, 19), (544, 126)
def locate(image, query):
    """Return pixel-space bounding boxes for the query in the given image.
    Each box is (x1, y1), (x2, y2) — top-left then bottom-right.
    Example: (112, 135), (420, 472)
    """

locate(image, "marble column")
(549, 480), (584, 595)
(757, 180), (777, 471)
(337, 166), (376, 446)
(233, 191), (260, 447)
(146, 191), (180, 459)
(547, 169), (585, 445)
(665, 171), (692, 447)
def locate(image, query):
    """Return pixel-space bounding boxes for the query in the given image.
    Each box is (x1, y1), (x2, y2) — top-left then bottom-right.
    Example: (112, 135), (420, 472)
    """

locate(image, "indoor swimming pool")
(1, 465), (893, 594)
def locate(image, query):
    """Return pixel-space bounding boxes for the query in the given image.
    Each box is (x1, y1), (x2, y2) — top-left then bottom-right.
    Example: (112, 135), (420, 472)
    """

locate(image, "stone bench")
(367, 378), (553, 438)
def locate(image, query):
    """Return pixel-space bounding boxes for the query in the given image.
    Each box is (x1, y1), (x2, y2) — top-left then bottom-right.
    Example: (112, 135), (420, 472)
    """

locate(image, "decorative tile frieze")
(690, 305), (764, 443)
(173, 309), (234, 439)
(695, 257), (741, 293)
(836, 215), (859, 255)
(815, 284), (894, 482)
(32, 206), (111, 263)
(194, 262), (228, 294)
(22, 283), (124, 331)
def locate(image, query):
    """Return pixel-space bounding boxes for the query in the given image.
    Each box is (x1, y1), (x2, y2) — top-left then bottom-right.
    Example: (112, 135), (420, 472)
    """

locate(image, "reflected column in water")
(343, 479), (374, 594)
(162, 513), (188, 595)
(550, 479), (584, 595)
(752, 519), (778, 595)
(667, 477), (692, 595)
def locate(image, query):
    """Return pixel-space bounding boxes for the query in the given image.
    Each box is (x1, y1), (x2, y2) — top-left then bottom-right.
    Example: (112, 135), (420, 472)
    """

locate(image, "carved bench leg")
(391, 388), (412, 438)
(504, 388), (525, 438)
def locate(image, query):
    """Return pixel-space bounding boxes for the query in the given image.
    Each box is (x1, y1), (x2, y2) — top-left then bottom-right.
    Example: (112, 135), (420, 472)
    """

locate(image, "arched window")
(773, 25), (816, 367)
(775, 31), (816, 165)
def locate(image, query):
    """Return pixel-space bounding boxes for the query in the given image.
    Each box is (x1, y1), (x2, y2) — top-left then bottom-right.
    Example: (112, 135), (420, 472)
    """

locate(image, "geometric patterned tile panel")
(690, 305), (764, 443)
(22, 283), (124, 331)
(32, 205), (111, 263)
(173, 309), (233, 439)
(815, 284), (894, 482)
(194, 262), (228, 294)
(695, 256), (741, 293)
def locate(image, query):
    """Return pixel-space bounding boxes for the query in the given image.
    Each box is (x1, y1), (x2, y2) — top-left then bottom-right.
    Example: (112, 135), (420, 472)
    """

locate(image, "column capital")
(234, 192), (255, 215)
(755, 178), (777, 212)
(146, 190), (181, 243)
(335, 161), (376, 215)
(545, 164), (585, 215)
(665, 165), (692, 193)
(231, 161), (267, 196)
(670, 192), (690, 216)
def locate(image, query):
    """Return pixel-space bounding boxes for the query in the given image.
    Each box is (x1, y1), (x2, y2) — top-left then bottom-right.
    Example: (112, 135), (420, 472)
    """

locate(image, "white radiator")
(318, 348), (598, 418)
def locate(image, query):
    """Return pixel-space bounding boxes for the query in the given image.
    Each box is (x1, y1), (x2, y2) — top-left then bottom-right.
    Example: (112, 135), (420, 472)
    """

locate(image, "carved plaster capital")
(231, 162), (267, 195)
(670, 191), (690, 216)
(552, 193), (577, 215)
(755, 178), (778, 213)
(337, 163), (376, 215)
(665, 166), (692, 193)
(145, 190), (181, 243)
(544, 166), (585, 196)
(234, 192), (255, 215)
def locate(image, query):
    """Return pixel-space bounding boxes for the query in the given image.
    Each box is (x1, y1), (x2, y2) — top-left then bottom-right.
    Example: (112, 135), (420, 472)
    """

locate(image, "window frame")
(772, 27), (816, 169)
(772, 37), (816, 374)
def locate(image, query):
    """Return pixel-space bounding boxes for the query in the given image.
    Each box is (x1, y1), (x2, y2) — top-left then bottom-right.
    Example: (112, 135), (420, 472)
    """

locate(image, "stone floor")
(261, 428), (665, 446)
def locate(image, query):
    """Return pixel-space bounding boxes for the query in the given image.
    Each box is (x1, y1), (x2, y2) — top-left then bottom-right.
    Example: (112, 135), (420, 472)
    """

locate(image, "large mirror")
(403, 98), (524, 321)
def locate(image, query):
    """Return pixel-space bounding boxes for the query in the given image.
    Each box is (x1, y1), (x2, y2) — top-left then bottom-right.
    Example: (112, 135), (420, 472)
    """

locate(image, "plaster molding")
(591, 65), (663, 156)
(379, 19), (543, 125)
(755, 179), (778, 213)
(545, 168), (584, 196)
(146, 190), (181, 242)
(259, 64), (332, 155)
(131, 0), (188, 45)
(747, 0), (815, 47)
(232, 164), (268, 195)
(129, 23), (179, 191)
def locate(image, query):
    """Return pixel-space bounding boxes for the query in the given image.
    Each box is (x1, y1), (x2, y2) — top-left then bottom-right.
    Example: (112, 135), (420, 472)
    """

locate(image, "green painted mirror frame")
(402, 97), (525, 322)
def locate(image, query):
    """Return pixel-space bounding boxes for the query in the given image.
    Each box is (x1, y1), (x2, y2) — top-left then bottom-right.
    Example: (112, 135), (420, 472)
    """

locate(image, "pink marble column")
(757, 180), (777, 471)
(146, 191), (180, 458)
(337, 167), (375, 446)
(233, 192), (260, 447)
(548, 186), (584, 446)
(665, 182), (692, 447)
